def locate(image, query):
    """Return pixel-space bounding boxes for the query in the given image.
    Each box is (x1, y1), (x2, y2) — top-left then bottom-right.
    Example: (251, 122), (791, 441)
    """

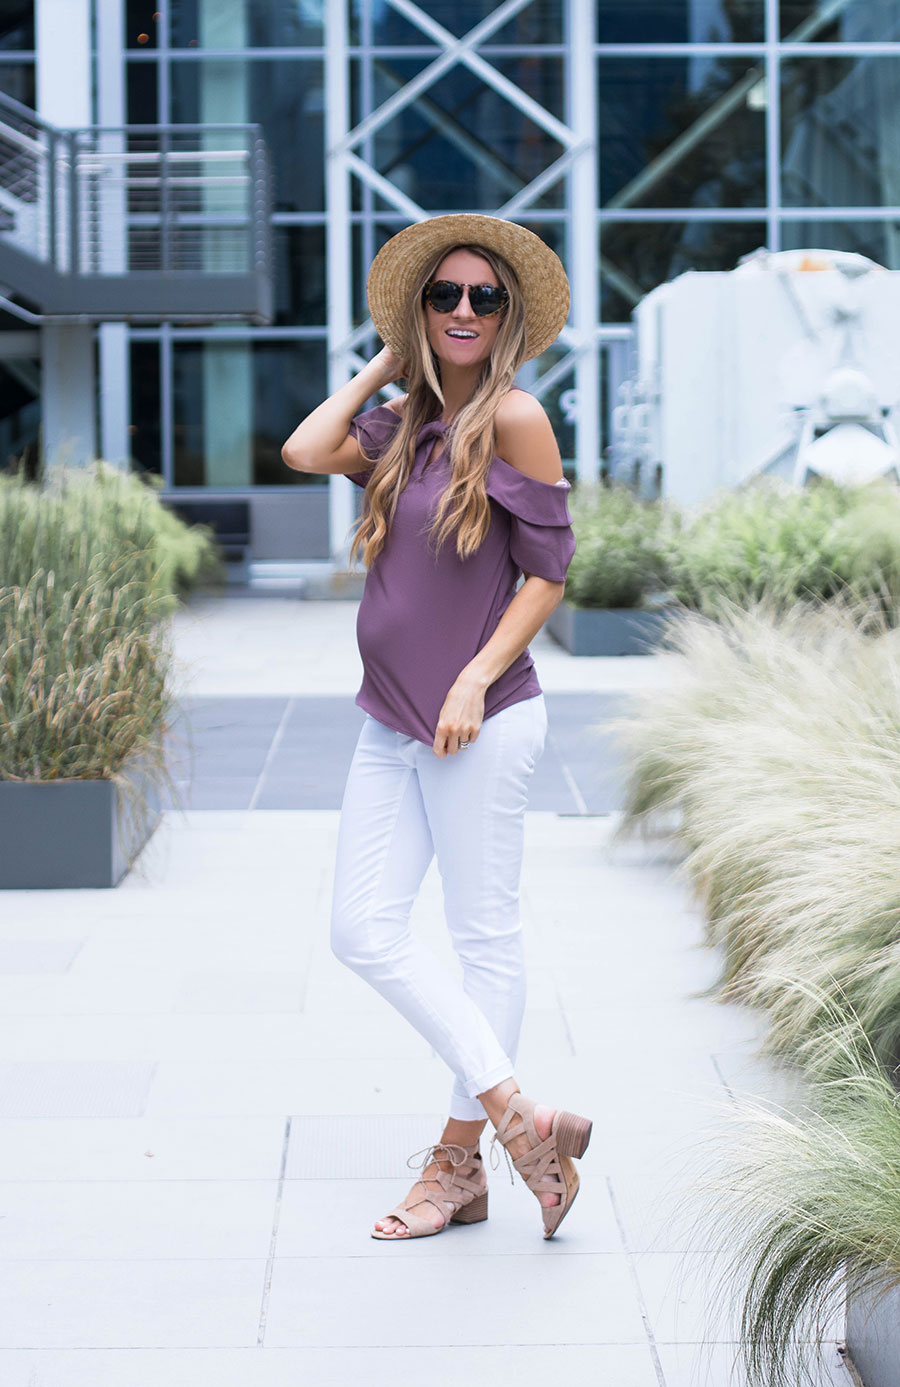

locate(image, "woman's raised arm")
(281, 347), (404, 474)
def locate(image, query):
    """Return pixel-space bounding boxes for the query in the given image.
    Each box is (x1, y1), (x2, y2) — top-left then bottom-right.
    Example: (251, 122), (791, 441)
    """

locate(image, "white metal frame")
(324, 0), (601, 563)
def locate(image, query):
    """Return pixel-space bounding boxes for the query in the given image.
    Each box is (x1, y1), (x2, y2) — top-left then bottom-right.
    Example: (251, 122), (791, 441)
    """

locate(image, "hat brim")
(366, 214), (570, 365)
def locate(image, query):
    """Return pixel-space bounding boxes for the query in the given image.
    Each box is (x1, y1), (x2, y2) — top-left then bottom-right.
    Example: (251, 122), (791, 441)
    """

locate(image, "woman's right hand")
(371, 345), (406, 386)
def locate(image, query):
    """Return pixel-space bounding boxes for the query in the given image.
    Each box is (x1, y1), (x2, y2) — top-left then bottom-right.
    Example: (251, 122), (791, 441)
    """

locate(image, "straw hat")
(366, 214), (570, 364)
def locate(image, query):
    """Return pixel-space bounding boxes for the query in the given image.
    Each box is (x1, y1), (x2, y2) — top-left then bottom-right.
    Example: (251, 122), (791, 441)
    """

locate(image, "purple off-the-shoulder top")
(346, 400), (576, 747)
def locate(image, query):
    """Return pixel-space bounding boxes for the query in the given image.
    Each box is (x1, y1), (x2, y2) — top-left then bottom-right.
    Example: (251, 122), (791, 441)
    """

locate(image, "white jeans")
(330, 693), (548, 1121)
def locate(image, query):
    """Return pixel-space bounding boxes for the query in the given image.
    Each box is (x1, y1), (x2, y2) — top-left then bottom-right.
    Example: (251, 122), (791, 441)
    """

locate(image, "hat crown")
(366, 214), (570, 365)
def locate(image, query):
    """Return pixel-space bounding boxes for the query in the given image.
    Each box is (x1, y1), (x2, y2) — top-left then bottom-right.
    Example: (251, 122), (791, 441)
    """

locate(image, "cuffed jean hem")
(448, 1061), (516, 1121)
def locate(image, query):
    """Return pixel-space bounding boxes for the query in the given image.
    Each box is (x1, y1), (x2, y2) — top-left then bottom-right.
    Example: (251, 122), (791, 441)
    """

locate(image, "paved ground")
(0, 597), (849, 1385)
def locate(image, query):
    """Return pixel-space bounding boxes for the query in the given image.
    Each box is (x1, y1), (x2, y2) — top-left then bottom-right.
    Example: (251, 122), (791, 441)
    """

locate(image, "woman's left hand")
(433, 673), (486, 758)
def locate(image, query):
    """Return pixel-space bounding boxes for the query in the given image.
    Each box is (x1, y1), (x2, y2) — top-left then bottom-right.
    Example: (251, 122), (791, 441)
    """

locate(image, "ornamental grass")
(0, 463), (207, 866)
(0, 460), (222, 600)
(614, 596), (900, 1384)
(614, 596), (900, 1070)
(666, 477), (900, 619)
(702, 997), (900, 1387)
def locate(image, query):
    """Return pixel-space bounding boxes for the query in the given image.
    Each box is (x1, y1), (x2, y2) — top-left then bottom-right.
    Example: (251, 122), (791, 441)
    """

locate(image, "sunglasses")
(422, 279), (510, 318)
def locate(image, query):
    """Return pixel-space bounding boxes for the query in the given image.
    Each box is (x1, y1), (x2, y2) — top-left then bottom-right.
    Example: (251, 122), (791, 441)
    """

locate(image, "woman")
(281, 214), (592, 1241)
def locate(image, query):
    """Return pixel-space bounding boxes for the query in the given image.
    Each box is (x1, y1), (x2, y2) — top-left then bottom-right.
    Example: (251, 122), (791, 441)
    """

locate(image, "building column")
(200, 0), (253, 487)
(568, 0), (600, 483)
(96, 0), (131, 468)
(36, 0), (96, 470)
(324, 0), (355, 563)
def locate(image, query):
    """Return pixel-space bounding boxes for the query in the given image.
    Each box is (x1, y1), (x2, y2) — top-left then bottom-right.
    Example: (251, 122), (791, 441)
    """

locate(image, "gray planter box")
(845, 1274), (900, 1387)
(546, 600), (673, 656)
(0, 757), (162, 889)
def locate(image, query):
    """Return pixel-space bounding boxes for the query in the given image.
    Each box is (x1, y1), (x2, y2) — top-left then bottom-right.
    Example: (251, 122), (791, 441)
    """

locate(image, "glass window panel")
(0, 357), (39, 477)
(599, 57), (767, 210)
(126, 1), (159, 50)
(130, 341), (162, 477)
(782, 57), (900, 209)
(350, 0), (562, 46)
(781, 2), (900, 41)
(173, 339), (326, 487)
(780, 218), (900, 270)
(0, 2), (34, 52)
(170, 0), (323, 48)
(351, 56), (565, 212)
(273, 225), (326, 326)
(0, 60), (33, 105)
(597, 1), (763, 43)
(126, 60), (158, 123)
(599, 219), (768, 320)
(170, 59), (324, 213)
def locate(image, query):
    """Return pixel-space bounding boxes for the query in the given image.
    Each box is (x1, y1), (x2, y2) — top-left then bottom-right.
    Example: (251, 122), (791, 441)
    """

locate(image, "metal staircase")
(0, 91), (273, 323)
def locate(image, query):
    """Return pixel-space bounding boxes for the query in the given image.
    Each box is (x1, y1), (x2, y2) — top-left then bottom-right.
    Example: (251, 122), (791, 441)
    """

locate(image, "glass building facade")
(3, 0), (900, 545)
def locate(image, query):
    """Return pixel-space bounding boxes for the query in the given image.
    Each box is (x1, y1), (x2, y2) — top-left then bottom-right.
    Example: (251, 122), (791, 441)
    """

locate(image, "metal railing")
(0, 90), (271, 282)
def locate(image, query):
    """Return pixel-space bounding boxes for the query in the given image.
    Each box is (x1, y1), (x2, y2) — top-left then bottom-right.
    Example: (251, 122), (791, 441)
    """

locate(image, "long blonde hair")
(348, 242), (528, 569)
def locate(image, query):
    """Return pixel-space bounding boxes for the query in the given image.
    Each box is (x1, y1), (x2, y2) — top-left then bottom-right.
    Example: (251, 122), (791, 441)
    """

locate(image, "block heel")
(555, 1110), (593, 1159)
(491, 1092), (593, 1239)
(450, 1189), (488, 1224)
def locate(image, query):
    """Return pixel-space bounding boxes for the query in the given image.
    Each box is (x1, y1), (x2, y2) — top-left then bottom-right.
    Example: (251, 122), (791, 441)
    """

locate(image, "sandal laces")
(489, 1131), (516, 1185)
(406, 1142), (471, 1174)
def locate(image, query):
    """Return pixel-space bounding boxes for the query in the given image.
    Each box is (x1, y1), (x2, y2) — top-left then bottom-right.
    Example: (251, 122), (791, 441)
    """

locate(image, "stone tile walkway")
(0, 598), (850, 1385)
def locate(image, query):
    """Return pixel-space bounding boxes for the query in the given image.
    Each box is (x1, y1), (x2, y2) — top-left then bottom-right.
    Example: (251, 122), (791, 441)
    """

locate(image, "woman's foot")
(486, 1087), (593, 1238)
(373, 1143), (487, 1239)
(494, 1104), (560, 1211)
(374, 1146), (458, 1237)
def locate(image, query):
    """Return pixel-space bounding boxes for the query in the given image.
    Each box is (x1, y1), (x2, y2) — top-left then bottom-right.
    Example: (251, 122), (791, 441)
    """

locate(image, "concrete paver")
(0, 597), (848, 1384)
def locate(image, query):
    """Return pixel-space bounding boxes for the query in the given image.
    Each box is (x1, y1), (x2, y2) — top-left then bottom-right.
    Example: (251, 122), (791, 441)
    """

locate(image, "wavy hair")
(348, 242), (528, 569)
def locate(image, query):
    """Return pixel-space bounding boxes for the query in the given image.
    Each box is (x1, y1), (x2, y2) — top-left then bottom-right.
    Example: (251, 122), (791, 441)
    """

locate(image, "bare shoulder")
(494, 389), (563, 484)
(385, 393), (408, 417)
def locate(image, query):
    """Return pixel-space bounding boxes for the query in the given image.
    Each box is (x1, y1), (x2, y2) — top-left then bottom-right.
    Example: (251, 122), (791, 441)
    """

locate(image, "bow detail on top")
(405, 1141), (471, 1174)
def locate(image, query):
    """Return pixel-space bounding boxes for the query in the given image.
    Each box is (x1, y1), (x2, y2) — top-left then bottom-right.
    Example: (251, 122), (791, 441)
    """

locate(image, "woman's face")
(422, 248), (505, 372)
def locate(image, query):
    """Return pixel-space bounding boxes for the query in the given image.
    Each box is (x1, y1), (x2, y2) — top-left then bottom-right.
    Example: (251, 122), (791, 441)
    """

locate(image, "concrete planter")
(546, 600), (673, 656)
(845, 1274), (900, 1387)
(0, 757), (162, 889)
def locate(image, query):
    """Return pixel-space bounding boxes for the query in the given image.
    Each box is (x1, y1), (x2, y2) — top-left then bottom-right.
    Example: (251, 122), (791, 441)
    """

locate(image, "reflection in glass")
(171, 59), (324, 213)
(126, 1), (159, 50)
(781, 1), (900, 41)
(350, 56), (564, 212)
(0, 61), (33, 107)
(130, 342), (162, 477)
(126, 60), (158, 124)
(273, 226), (327, 327)
(0, 1), (34, 51)
(350, 0), (562, 47)
(782, 58), (900, 208)
(781, 219), (900, 271)
(599, 58), (766, 211)
(170, 0), (323, 48)
(173, 340), (326, 487)
(599, 220), (768, 321)
(596, 1), (763, 43)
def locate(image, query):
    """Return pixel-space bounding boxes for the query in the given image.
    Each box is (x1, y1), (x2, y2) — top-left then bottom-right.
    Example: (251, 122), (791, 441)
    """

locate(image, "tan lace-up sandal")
(491, 1092), (592, 1239)
(371, 1141), (488, 1240)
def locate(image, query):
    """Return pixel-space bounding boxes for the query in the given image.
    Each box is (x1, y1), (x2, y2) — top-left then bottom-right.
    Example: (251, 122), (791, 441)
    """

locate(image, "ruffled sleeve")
(344, 403), (403, 488)
(486, 455), (576, 582)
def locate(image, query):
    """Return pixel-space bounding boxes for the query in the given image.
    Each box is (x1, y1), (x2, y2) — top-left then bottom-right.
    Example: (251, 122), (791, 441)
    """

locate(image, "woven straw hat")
(366, 214), (570, 364)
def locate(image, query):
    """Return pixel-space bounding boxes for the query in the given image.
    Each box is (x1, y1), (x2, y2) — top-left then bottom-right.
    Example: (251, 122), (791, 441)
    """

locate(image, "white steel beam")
(325, 0), (356, 564)
(337, 0), (536, 153)
(384, 0), (577, 149)
(568, 0), (599, 481)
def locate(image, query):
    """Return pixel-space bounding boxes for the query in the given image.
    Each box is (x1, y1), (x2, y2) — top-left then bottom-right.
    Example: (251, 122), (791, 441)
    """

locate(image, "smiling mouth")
(446, 329), (479, 340)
